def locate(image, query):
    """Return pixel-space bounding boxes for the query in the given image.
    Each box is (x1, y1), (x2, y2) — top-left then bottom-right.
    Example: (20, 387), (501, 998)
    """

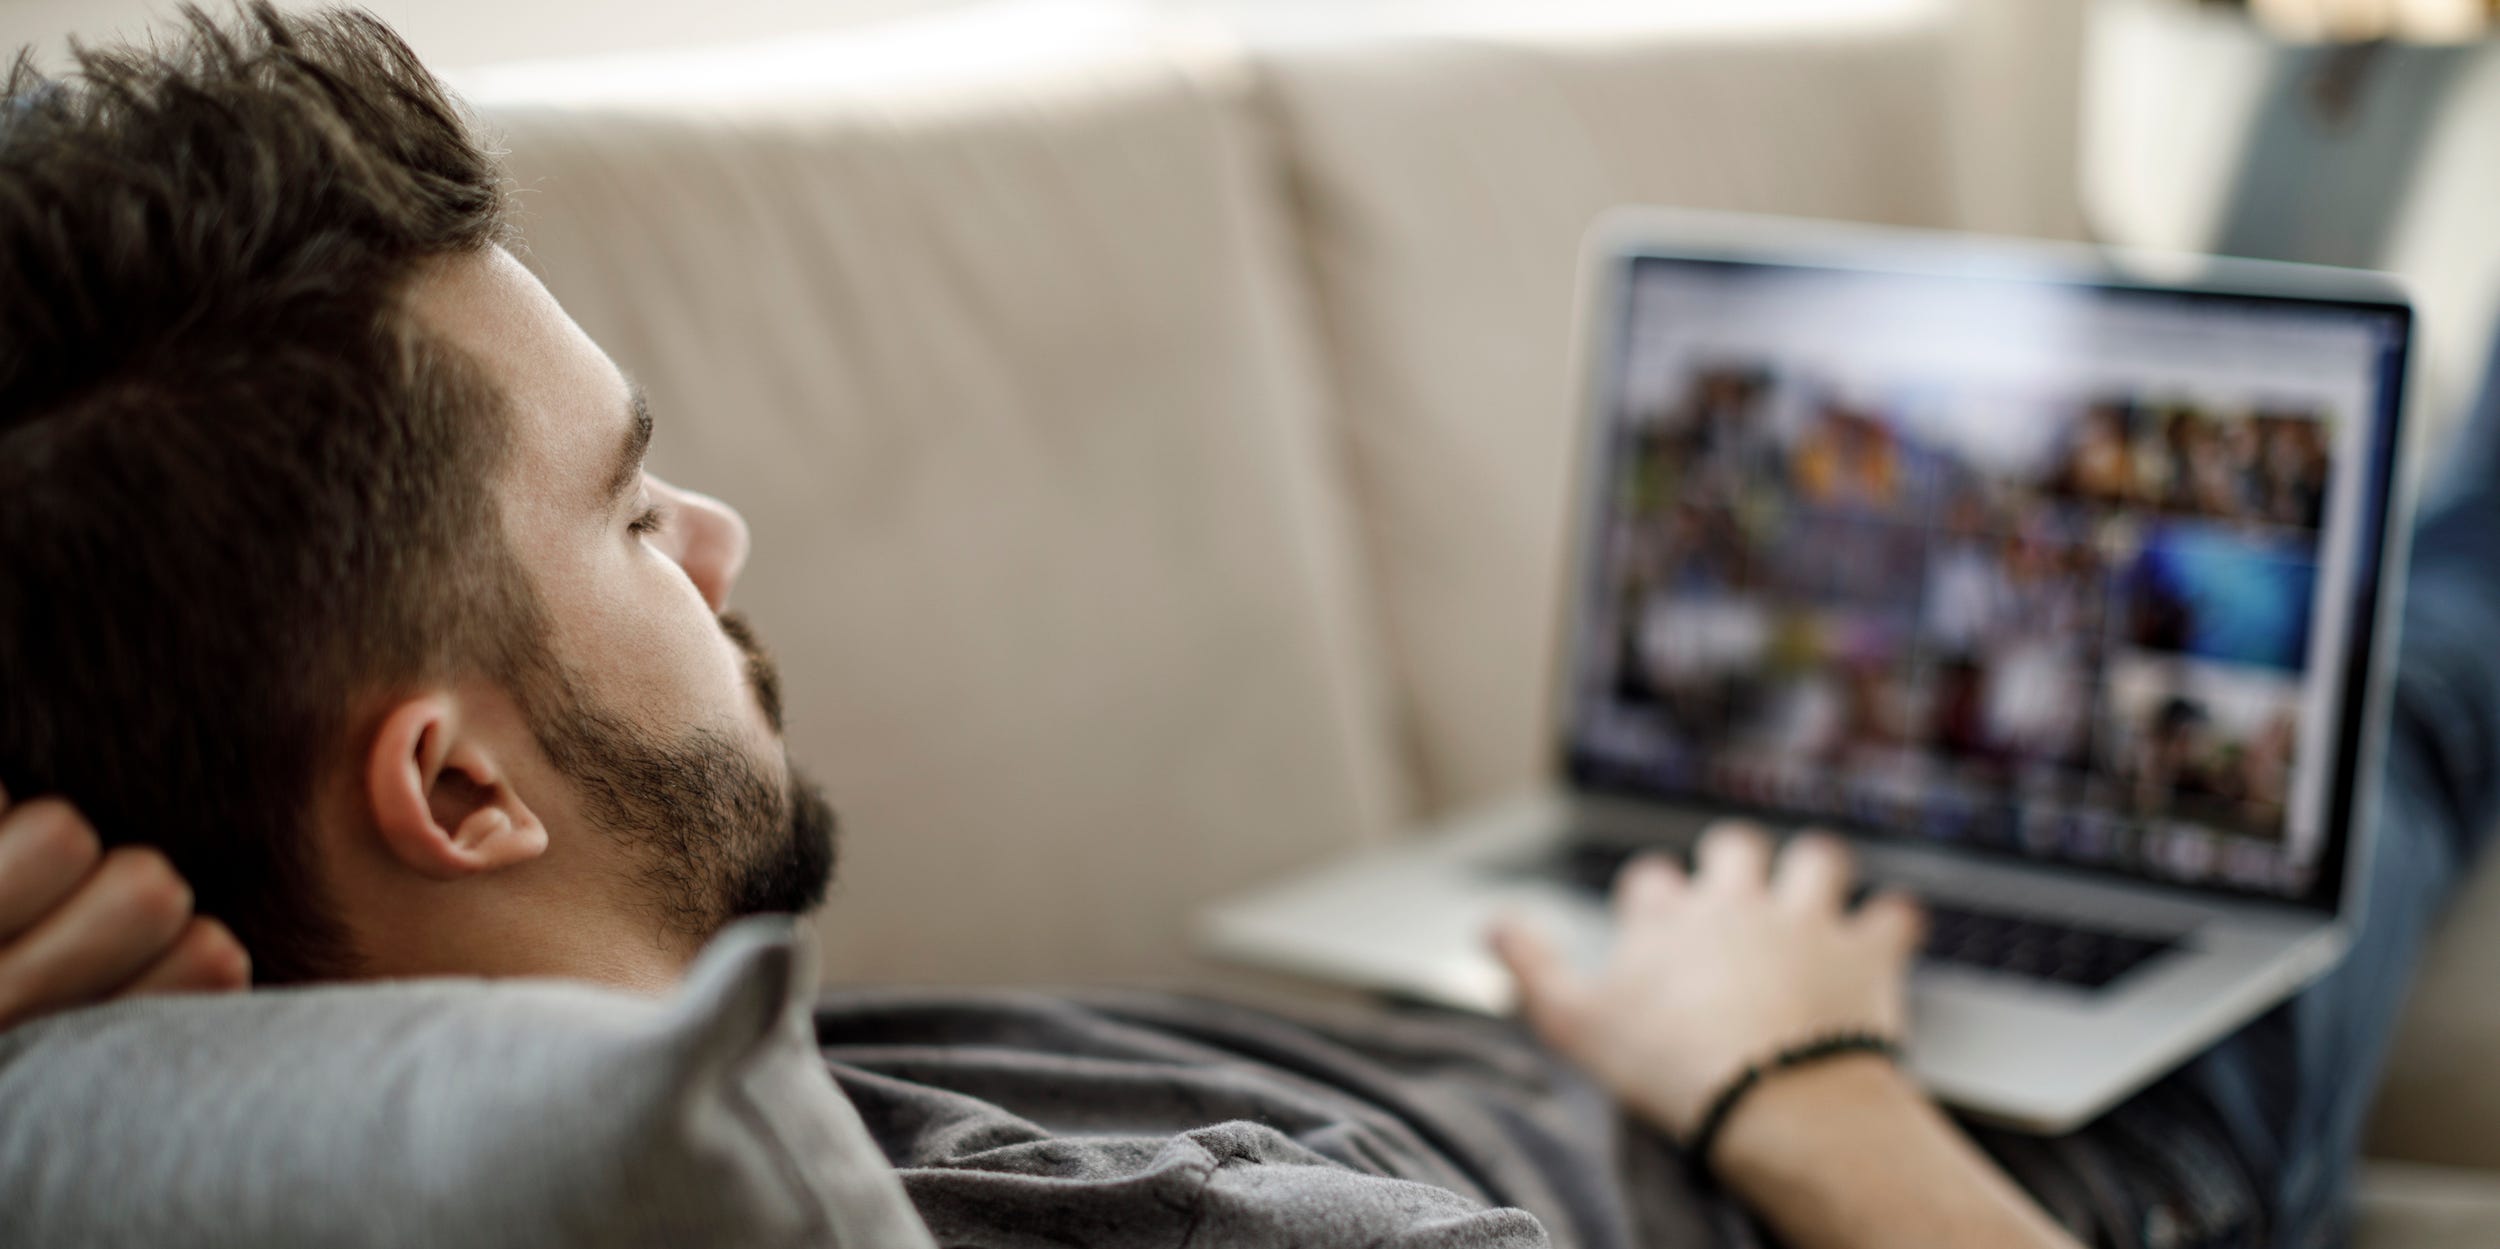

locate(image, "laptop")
(1200, 209), (2419, 1132)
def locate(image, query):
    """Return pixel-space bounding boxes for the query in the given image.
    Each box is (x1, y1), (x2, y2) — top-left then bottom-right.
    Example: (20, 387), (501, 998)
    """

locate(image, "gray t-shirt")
(814, 988), (1743, 1249)
(817, 988), (2269, 1249)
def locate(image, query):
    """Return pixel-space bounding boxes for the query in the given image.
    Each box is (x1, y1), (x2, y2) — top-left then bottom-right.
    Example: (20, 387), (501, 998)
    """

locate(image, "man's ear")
(364, 694), (549, 881)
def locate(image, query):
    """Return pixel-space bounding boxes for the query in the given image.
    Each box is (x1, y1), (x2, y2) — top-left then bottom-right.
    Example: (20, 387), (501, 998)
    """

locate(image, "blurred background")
(15, 0), (2500, 1230)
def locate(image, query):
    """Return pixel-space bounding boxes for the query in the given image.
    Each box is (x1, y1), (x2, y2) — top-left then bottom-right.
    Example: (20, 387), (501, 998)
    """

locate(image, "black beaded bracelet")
(1683, 1029), (1905, 1190)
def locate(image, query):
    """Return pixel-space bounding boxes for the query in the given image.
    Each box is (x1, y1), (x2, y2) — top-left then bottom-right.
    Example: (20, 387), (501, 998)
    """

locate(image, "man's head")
(0, 4), (833, 986)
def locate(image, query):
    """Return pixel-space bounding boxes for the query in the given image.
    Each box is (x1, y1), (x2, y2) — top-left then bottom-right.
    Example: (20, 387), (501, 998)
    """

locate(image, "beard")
(526, 610), (837, 940)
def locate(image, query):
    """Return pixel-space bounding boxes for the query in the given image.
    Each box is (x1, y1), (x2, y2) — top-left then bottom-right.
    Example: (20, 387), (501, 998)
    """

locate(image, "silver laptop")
(1201, 209), (2419, 1132)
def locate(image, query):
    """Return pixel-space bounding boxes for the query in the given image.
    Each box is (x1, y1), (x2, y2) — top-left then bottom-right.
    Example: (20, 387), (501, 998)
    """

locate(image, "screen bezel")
(1548, 212), (2415, 917)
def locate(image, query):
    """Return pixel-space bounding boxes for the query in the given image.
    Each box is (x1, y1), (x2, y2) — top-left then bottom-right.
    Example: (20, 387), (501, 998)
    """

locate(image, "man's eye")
(628, 502), (669, 536)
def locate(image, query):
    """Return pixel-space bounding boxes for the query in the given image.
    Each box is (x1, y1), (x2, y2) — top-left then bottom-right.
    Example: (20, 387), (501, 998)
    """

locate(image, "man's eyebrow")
(603, 382), (654, 507)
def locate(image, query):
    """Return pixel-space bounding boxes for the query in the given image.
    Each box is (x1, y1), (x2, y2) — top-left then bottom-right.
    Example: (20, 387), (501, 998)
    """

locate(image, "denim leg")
(2168, 742), (2465, 1248)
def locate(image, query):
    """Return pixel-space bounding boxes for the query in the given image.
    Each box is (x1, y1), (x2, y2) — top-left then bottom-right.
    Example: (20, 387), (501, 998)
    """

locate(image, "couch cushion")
(458, 2), (1406, 985)
(1252, 3), (1970, 812)
(2369, 838), (2500, 1171)
(0, 919), (931, 1249)
(2356, 1161), (2500, 1249)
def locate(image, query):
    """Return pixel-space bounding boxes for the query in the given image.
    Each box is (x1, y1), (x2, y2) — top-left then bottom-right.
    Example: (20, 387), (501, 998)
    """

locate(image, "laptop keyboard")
(1541, 840), (2183, 991)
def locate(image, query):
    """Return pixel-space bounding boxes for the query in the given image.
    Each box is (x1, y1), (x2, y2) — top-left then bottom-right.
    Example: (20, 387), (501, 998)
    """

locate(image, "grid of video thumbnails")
(1578, 361), (2337, 898)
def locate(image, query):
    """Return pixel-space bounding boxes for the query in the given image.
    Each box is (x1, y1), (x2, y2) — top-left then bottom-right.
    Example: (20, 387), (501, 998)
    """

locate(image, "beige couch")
(457, 1), (2500, 1240)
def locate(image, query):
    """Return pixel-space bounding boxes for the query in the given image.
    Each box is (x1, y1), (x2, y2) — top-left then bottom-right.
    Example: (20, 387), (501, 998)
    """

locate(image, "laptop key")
(1534, 840), (2183, 992)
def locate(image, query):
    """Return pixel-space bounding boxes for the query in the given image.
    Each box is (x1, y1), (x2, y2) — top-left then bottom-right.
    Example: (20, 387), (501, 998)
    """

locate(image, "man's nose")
(648, 475), (750, 612)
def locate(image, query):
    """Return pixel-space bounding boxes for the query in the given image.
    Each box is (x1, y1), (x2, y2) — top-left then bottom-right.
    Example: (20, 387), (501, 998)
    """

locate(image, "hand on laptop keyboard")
(1548, 839), (2182, 990)
(1489, 820), (1923, 1140)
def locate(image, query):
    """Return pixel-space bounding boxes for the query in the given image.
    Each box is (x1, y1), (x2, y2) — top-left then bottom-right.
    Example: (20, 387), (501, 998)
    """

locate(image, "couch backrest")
(1251, 1), (2003, 813)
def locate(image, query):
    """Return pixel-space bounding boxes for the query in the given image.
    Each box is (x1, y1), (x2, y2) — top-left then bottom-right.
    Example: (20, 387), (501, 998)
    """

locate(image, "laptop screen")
(1561, 253), (2410, 908)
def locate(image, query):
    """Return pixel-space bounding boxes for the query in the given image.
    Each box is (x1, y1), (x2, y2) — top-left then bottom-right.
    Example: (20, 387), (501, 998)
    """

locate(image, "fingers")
(1694, 821), (1772, 890)
(1701, 825), (1917, 953)
(0, 846), (195, 1027)
(1855, 888), (1929, 959)
(1488, 916), (1591, 1052)
(0, 790), (247, 1026)
(119, 916), (251, 997)
(1772, 832), (1855, 913)
(1610, 852), (1686, 914)
(0, 797), (103, 942)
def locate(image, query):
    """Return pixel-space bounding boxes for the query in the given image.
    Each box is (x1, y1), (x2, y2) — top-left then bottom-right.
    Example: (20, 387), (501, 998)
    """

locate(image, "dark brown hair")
(0, 3), (522, 982)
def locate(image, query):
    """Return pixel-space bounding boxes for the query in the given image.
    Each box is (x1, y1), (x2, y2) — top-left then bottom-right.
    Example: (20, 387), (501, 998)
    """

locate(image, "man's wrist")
(1696, 1051), (2083, 1249)
(1705, 1052), (1932, 1198)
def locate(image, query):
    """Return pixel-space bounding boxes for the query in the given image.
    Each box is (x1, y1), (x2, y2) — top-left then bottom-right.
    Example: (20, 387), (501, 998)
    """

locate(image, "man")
(5, 7), (2496, 1247)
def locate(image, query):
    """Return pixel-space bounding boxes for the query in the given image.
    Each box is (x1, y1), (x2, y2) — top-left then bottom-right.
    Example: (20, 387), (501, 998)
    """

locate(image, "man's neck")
(343, 893), (701, 995)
